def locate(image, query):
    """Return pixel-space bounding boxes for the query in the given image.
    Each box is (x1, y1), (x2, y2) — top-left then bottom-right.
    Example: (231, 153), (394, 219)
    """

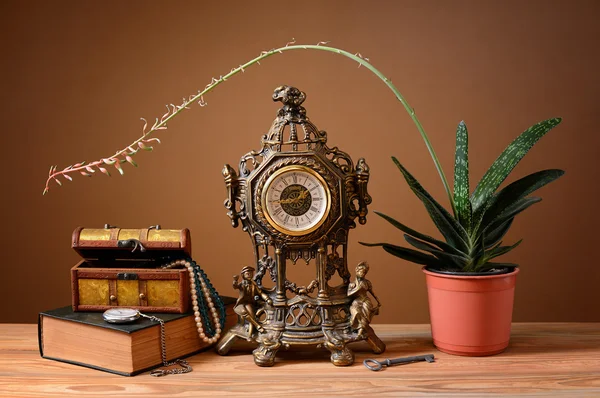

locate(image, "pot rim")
(422, 266), (519, 280)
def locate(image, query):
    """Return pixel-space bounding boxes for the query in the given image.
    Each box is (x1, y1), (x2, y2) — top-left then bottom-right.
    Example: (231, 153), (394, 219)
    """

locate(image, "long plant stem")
(44, 43), (456, 214)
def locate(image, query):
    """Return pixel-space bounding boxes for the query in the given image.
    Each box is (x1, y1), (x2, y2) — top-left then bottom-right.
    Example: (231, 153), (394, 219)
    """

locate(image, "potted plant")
(361, 118), (564, 356)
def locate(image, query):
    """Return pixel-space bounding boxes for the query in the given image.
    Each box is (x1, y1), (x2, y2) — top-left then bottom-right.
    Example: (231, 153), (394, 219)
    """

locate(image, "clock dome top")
(261, 85), (327, 153)
(237, 86), (358, 179)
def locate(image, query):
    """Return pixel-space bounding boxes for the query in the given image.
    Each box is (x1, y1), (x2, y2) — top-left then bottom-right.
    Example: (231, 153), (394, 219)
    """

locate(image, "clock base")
(216, 321), (386, 367)
(216, 290), (386, 367)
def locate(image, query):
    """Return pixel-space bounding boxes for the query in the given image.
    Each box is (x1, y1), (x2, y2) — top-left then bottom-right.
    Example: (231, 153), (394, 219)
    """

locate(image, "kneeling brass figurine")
(348, 262), (382, 341)
(232, 266), (272, 338)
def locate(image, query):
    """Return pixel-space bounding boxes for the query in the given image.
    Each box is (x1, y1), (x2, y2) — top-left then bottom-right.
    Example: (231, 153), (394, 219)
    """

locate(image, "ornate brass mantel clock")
(216, 86), (385, 366)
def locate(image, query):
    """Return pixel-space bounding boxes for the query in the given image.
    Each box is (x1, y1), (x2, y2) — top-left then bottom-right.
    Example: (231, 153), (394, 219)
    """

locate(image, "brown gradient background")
(1, 0), (598, 324)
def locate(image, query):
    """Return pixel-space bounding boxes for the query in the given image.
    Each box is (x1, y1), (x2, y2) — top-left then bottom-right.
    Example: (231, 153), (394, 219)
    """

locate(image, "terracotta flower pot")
(423, 267), (519, 356)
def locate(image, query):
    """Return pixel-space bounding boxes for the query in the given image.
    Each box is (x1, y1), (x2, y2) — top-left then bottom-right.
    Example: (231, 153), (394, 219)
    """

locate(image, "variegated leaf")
(453, 121), (471, 231)
(470, 118), (561, 212)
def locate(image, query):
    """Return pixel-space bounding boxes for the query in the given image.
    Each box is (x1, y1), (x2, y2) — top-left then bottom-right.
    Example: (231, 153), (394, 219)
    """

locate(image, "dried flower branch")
(43, 42), (450, 212)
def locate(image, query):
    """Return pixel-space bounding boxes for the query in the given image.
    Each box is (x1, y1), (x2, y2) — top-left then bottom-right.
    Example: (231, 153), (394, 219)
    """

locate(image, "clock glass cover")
(262, 165), (331, 235)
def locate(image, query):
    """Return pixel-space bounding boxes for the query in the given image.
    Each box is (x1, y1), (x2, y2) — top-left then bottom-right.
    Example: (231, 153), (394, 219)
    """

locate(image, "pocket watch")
(102, 308), (141, 324)
(261, 165), (331, 236)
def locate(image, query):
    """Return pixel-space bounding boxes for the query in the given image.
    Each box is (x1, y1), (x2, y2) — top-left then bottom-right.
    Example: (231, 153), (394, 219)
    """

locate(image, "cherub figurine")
(347, 261), (381, 338)
(233, 266), (272, 338)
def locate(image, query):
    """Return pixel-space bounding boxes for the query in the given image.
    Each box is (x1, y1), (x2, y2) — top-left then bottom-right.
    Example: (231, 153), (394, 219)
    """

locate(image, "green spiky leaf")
(359, 242), (442, 267)
(468, 227), (488, 271)
(414, 189), (471, 252)
(474, 169), (564, 233)
(471, 118), (562, 212)
(484, 197), (542, 234)
(483, 218), (514, 249)
(374, 211), (467, 257)
(404, 235), (468, 268)
(392, 157), (470, 252)
(453, 121), (471, 231)
(485, 239), (523, 261)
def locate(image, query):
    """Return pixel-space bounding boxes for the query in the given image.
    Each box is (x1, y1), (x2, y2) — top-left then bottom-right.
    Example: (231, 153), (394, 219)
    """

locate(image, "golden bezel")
(260, 165), (332, 236)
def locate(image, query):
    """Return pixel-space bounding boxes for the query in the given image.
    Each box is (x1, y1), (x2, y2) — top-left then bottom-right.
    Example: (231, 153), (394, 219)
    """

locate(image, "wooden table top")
(1, 323), (599, 397)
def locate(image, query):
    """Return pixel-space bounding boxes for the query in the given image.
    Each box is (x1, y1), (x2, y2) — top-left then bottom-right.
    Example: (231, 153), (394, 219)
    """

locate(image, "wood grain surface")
(1, 323), (599, 397)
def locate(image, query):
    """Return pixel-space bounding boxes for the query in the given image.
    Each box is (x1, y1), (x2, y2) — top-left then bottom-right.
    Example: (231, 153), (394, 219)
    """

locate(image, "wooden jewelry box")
(71, 226), (192, 313)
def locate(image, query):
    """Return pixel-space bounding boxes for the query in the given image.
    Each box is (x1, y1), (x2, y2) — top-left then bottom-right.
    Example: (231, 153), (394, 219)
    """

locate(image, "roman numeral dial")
(262, 166), (331, 236)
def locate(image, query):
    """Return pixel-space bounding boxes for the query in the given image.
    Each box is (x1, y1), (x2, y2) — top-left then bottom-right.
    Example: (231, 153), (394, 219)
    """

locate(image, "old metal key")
(363, 354), (435, 371)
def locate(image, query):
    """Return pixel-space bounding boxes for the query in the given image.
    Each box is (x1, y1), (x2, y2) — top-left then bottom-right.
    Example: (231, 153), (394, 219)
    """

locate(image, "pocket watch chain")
(139, 313), (193, 377)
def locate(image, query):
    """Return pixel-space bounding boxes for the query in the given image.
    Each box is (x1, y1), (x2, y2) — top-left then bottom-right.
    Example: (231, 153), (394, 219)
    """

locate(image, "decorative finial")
(272, 85), (307, 120)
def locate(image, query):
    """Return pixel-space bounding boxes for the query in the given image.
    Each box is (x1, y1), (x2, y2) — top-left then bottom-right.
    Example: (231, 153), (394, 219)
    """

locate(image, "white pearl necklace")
(164, 259), (222, 344)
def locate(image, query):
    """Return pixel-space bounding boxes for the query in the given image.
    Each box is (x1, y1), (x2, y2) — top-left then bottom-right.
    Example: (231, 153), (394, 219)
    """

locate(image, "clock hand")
(272, 189), (309, 205)
(272, 198), (295, 204)
(298, 190), (309, 199)
(293, 189), (312, 203)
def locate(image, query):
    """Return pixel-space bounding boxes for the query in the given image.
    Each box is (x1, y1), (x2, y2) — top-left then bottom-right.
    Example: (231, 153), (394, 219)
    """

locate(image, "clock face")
(262, 166), (331, 236)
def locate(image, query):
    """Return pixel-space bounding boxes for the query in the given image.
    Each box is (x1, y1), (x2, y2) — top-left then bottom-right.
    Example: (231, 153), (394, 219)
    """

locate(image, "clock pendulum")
(216, 86), (385, 366)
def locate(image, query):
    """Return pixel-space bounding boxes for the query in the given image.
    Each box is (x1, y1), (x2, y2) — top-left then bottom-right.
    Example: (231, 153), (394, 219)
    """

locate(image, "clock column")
(275, 247), (286, 303)
(317, 244), (328, 299)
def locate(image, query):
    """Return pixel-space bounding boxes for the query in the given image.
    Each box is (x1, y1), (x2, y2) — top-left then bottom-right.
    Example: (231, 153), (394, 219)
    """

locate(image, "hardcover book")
(38, 297), (235, 376)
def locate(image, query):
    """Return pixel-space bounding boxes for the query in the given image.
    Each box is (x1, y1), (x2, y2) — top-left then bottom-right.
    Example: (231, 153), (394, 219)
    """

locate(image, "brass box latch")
(117, 272), (138, 280)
